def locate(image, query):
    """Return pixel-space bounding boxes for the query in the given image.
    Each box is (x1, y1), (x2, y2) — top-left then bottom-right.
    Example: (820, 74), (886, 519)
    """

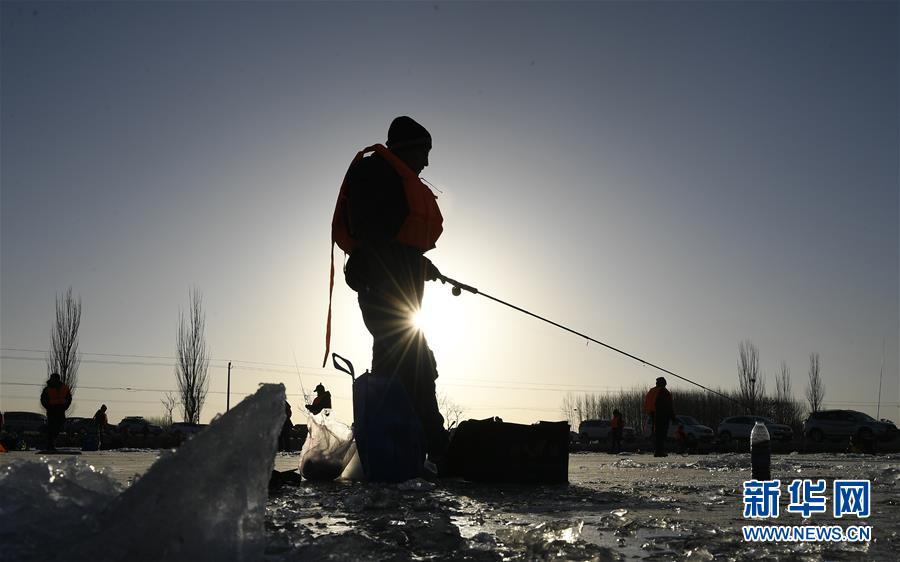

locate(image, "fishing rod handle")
(331, 352), (355, 380)
(436, 274), (478, 295)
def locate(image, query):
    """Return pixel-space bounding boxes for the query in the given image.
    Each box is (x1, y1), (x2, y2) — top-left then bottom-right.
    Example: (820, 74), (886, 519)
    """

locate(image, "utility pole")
(877, 339), (884, 419)
(227, 361), (232, 411)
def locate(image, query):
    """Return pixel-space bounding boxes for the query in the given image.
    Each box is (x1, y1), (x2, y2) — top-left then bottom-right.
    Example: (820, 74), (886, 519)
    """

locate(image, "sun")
(410, 289), (465, 349)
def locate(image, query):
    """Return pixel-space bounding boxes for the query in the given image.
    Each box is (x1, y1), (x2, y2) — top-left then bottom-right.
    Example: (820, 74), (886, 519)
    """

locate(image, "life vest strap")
(323, 241), (336, 368)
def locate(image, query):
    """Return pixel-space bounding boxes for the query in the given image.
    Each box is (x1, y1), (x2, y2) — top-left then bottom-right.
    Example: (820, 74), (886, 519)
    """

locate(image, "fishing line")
(436, 273), (748, 411)
(292, 349), (309, 405)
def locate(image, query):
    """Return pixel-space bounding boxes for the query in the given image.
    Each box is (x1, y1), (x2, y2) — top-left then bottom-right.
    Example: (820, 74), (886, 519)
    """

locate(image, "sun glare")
(411, 290), (465, 349)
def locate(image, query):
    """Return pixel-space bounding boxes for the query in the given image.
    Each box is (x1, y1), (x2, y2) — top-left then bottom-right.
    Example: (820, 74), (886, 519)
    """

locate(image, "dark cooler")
(443, 418), (570, 484)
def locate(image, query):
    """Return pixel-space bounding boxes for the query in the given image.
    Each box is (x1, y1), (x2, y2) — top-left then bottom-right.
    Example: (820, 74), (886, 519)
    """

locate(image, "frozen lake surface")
(2, 449), (897, 561)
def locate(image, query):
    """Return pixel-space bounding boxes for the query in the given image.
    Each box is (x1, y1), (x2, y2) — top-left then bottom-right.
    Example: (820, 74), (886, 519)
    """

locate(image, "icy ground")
(264, 452), (900, 561)
(1, 450), (898, 561)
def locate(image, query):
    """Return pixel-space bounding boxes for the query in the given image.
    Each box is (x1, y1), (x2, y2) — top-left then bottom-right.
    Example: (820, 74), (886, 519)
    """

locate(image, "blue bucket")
(352, 371), (425, 482)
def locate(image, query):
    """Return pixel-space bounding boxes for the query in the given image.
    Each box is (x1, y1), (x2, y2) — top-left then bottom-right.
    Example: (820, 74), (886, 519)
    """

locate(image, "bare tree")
(175, 288), (210, 424)
(737, 340), (764, 412)
(560, 392), (580, 428)
(46, 287), (82, 395)
(806, 352), (825, 413)
(438, 392), (465, 430)
(161, 392), (178, 426)
(774, 361), (792, 423)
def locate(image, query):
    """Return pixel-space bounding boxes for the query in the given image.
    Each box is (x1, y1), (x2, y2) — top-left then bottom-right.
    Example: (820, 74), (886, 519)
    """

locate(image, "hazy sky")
(2, 1), (897, 426)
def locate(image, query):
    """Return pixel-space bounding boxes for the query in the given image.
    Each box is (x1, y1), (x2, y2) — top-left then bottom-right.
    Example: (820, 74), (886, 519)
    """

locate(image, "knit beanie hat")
(387, 116), (432, 150)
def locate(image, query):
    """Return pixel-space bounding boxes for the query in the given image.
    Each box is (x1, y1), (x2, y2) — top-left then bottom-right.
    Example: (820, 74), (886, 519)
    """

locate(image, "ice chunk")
(0, 458), (121, 561)
(66, 384), (286, 561)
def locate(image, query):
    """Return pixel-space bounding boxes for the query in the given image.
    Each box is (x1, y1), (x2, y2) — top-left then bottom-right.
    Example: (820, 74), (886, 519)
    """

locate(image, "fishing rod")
(436, 273), (749, 411)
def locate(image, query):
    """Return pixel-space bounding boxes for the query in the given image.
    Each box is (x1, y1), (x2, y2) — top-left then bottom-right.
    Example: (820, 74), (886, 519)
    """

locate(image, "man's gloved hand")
(425, 259), (443, 282)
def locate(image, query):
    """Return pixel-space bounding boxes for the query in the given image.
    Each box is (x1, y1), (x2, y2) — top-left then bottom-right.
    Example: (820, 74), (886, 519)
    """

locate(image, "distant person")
(306, 384), (332, 415)
(279, 401), (293, 451)
(674, 423), (687, 454)
(40, 372), (72, 451)
(93, 404), (109, 429)
(646, 377), (677, 457)
(610, 409), (624, 453)
(329, 116), (449, 466)
(92, 404), (109, 448)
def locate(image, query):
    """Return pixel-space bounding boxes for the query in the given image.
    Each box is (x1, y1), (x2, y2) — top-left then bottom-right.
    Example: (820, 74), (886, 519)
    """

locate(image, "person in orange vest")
(610, 409), (624, 453)
(336, 116), (449, 466)
(40, 372), (72, 451)
(674, 423), (687, 454)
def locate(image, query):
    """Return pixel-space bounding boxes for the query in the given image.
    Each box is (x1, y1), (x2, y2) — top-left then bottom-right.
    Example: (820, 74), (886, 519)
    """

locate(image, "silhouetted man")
(92, 404), (109, 446)
(40, 372), (72, 451)
(279, 401), (293, 451)
(306, 383), (332, 415)
(339, 116), (448, 463)
(646, 377), (677, 457)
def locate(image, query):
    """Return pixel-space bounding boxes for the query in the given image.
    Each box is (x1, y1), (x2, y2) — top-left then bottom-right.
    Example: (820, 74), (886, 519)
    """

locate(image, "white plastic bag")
(298, 411), (356, 481)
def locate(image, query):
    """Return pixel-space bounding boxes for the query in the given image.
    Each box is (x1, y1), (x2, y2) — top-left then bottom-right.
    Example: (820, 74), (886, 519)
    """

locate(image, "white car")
(667, 415), (715, 442)
(717, 415), (793, 442)
(578, 419), (636, 443)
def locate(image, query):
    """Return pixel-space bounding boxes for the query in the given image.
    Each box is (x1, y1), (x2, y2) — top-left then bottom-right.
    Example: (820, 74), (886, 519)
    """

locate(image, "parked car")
(668, 415), (715, 442)
(64, 417), (94, 435)
(578, 419), (636, 443)
(169, 422), (208, 439)
(2, 411), (47, 435)
(718, 415), (794, 442)
(803, 410), (899, 442)
(117, 416), (164, 435)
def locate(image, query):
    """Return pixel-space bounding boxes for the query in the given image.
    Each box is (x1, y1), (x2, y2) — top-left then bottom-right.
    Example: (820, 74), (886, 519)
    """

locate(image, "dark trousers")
(610, 428), (623, 453)
(279, 420), (293, 452)
(359, 289), (448, 459)
(654, 418), (670, 456)
(46, 409), (65, 449)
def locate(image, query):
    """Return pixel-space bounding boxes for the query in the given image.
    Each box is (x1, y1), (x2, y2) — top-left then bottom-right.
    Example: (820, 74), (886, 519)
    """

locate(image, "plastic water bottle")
(750, 421), (771, 480)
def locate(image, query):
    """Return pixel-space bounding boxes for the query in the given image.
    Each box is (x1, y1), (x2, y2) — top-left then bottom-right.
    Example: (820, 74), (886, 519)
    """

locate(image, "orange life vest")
(47, 385), (70, 406)
(643, 387), (660, 414)
(611, 415), (623, 429)
(323, 144), (444, 366)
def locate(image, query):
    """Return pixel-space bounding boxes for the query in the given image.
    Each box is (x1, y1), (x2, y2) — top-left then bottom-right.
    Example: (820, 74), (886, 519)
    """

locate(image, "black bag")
(443, 418), (569, 484)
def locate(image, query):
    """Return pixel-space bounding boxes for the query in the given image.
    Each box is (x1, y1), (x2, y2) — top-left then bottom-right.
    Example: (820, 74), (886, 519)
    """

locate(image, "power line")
(1, 393), (174, 406)
(0, 354), (642, 394)
(2, 348), (629, 390)
(0, 353), (345, 379)
(5, 358), (898, 405)
(1, 347), (337, 373)
(5, 348), (896, 411)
